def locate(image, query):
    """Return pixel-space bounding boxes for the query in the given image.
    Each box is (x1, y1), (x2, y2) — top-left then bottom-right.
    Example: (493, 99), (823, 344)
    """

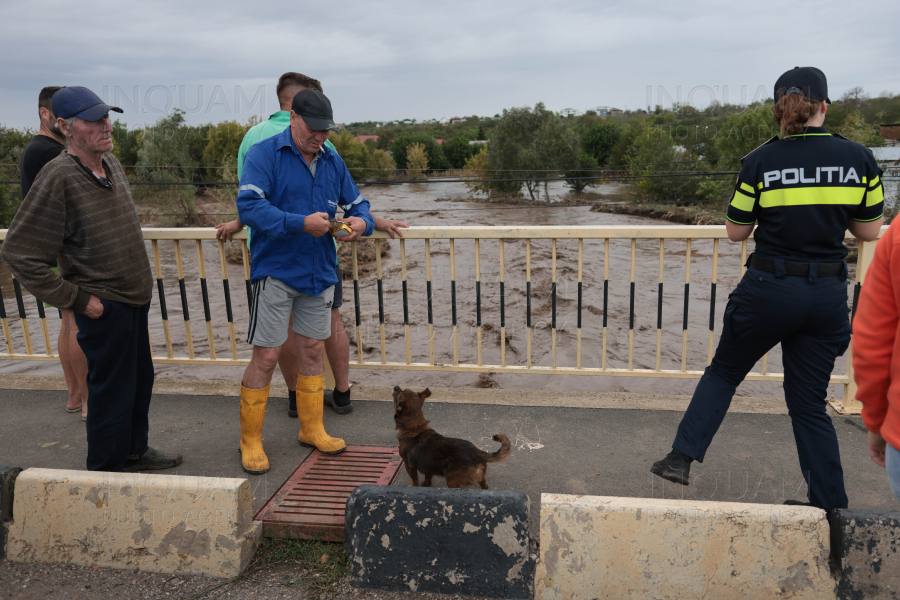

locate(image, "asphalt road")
(2, 387), (898, 535)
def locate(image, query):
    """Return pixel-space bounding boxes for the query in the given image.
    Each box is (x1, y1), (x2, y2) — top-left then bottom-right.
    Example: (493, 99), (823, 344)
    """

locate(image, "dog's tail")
(483, 434), (511, 462)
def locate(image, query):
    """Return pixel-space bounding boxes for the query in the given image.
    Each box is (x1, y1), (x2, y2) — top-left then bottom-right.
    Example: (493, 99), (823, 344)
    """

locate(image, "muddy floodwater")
(0, 181), (853, 400)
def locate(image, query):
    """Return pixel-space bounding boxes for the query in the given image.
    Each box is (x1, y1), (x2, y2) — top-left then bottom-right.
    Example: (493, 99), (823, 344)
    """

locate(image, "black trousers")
(672, 266), (851, 511)
(74, 300), (154, 472)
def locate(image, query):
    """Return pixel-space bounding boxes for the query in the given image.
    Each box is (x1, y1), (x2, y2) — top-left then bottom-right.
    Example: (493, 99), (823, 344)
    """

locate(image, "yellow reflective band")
(866, 184), (885, 207)
(854, 213), (884, 222)
(759, 186), (864, 208)
(726, 215), (755, 225)
(757, 182), (764, 190)
(739, 182), (755, 196)
(730, 190), (755, 212)
(868, 175), (881, 189)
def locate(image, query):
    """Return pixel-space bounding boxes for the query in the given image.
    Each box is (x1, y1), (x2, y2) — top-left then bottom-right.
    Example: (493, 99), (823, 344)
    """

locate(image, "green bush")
(835, 109), (883, 146)
(135, 111), (196, 182)
(463, 145), (491, 195)
(134, 111), (200, 224)
(627, 128), (727, 204)
(367, 149), (396, 181)
(564, 153), (599, 193)
(442, 134), (476, 169)
(406, 143), (428, 179)
(390, 132), (450, 171)
(606, 122), (643, 168)
(0, 124), (32, 227)
(202, 121), (249, 181)
(714, 105), (778, 171)
(328, 130), (372, 181)
(581, 121), (622, 166)
(111, 119), (140, 174)
(487, 103), (578, 200)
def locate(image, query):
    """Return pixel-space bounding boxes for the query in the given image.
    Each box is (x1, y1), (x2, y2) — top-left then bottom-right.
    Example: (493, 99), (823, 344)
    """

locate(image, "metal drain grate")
(254, 444), (403, 541)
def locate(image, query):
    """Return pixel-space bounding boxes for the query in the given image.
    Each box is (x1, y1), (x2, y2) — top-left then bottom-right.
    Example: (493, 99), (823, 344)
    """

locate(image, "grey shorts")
(247, 277), (334, 346)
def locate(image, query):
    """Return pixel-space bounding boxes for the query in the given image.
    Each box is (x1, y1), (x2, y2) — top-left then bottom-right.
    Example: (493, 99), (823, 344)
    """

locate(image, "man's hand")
(215, 219), (244, 242)
(339, 216), (367, 242)
(868, 430), (887, 468)
(374, 217), (409, 239)
(304, 212), (332, 238)
(83, 295), (104, 320)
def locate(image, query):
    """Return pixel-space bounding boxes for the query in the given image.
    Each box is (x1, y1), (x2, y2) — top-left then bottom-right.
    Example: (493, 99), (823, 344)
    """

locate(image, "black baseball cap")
(51, 86), (123, 121)
(291, 89), (338, 131)
(774, 67), (830, 104)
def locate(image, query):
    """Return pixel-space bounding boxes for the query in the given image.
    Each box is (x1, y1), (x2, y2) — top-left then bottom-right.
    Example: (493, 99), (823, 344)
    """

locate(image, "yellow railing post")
(656, 238), (664, 372)
(476, 238), (483, 367)
(830, 237), (880, 414)
(577, 238), (583, 370)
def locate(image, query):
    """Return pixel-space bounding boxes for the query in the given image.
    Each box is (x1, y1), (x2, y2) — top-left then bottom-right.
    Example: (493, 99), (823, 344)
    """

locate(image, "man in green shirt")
(235, 74), (337, 181)
(216, 72), (406, 419)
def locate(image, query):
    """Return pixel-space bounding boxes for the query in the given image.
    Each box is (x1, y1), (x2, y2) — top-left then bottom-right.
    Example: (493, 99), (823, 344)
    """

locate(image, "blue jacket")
(236, 127), (374, 296)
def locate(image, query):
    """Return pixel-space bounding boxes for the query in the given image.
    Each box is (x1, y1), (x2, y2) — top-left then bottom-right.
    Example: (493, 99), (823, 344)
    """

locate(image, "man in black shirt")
(19, 87), (66, 198)
(18, 86), (89, 420)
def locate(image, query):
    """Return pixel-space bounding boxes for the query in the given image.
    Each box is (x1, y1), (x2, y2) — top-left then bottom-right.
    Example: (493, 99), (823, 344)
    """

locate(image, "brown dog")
(392, 386), (511, 489)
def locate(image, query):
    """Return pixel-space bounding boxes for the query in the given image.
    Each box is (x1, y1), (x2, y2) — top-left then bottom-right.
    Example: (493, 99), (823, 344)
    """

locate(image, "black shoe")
(288, 391), (297, 418)
(324, 388), (353, 414)
(121, 447), (183, 472)
(783, 499), (813, 506)
(651, 449), (692, 486)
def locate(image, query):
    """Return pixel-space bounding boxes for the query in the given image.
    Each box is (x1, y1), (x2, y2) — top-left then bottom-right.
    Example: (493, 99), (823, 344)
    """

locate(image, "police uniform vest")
(727, 126), (884, 260)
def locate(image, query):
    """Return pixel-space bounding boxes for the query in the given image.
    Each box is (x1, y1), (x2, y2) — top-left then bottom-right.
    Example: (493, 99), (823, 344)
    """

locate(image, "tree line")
(0, 88), (897, 226)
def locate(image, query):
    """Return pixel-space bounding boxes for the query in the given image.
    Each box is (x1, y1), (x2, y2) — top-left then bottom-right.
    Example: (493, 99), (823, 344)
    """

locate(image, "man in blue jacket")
(235, 89), (374, 473)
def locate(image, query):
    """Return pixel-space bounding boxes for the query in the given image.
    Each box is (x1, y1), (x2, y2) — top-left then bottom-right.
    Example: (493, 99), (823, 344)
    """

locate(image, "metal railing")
(0, 226), (883, 413)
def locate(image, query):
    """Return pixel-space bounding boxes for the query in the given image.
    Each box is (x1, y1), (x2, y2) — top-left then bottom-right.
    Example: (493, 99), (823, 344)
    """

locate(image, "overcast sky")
(2, 0), (899, 130)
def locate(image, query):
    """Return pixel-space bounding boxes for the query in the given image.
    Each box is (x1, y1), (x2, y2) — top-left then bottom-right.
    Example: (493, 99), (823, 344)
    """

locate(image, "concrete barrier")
(5, 468), (261, 578)
(830, 509), (900, 599)
(345, 485), (534, 599)
(536, 494), (834, 600)
(0, 466), (22, 560)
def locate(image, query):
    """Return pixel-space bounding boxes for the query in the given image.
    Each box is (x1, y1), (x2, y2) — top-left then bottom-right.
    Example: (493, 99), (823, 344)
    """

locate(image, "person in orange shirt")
(850, 219), (900, 502)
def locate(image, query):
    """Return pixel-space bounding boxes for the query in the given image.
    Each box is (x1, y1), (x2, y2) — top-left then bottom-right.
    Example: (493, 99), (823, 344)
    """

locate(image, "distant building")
(468, 140), (488, 145)
(880, 124), (900, 147)
(435, 139), (446, 145)
(559, 108), (579, 117)
(449, 116), (464, 124)
(439, 117), (450, 124)
(593, 106), (610, 117)
(608, 108), (624, 117)
(355, 135), (379, 144)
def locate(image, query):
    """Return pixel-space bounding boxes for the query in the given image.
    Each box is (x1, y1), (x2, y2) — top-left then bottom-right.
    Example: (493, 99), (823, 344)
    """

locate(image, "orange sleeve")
(852, 223), (898, 433)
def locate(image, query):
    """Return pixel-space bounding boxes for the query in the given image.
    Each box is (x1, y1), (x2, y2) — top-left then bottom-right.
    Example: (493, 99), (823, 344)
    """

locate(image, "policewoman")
(651, 67), (885, 511)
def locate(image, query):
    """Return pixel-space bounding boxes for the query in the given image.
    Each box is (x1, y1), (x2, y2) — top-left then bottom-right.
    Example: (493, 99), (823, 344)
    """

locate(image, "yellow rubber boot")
(239, 384), (270, 474)
(297, 374), (346, 454)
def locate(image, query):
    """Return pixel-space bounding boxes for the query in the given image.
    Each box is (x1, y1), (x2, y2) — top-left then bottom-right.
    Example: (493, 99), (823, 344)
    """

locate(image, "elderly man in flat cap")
(1, 86), (182, 473)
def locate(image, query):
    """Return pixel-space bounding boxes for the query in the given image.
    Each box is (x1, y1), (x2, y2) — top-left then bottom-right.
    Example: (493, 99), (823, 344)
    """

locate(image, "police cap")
(774, 67), (830, 104)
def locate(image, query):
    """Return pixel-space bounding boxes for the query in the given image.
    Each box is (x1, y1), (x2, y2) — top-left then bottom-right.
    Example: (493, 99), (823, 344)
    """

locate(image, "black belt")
(748, 254), (844, 277)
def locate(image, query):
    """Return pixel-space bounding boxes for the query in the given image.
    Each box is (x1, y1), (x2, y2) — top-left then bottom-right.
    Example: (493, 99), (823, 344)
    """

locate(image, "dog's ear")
(419, 388), (431, 404)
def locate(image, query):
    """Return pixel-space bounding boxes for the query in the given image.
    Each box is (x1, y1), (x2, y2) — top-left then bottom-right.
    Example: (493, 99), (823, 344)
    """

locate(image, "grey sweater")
(0, 151), (153, 312)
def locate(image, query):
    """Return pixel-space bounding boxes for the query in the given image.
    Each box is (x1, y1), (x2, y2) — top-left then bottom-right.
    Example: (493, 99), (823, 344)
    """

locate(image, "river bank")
(589, 201), (726, 225)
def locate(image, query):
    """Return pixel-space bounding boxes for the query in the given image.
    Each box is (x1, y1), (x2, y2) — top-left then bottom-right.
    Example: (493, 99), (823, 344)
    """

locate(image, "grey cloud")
(1, 0), (898, 128)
